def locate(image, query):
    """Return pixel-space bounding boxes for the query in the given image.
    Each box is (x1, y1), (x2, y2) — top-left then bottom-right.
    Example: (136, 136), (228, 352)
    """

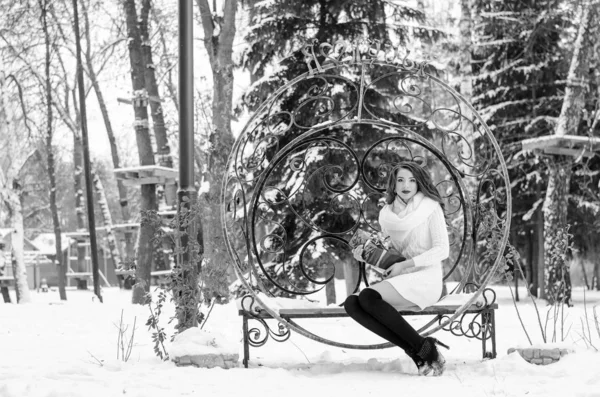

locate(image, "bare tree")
(195, 0), (237, 279)
(0, 74), (33, 304)
(122, 0), (158, 304)
(40, 0), (67, 300)
(80, 0), (134, 265)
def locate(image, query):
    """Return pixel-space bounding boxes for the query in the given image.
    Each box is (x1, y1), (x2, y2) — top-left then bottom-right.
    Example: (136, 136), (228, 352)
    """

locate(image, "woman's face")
(395, 168), (418, 202)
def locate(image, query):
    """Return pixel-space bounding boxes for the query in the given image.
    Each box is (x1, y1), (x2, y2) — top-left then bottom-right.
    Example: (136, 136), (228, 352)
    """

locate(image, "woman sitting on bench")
(344, 161), (450, 376)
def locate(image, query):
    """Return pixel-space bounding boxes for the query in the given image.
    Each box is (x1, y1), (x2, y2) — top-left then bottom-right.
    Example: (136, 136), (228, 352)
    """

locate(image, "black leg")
(242, 313), (250, 368)
(491, 309), (497, 359)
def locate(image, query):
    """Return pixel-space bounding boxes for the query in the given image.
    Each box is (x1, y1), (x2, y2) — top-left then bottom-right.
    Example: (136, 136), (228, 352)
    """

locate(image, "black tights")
(344, 289), (423, 355)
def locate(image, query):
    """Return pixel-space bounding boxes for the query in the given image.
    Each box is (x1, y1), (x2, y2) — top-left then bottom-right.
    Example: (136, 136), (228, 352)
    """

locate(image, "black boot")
(416, 337), (449, 376)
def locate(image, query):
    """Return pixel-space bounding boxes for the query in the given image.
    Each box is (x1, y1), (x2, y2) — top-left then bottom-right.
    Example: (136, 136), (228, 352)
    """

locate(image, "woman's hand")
(352, 246), (364, 261)
(383, 260), (415, 278)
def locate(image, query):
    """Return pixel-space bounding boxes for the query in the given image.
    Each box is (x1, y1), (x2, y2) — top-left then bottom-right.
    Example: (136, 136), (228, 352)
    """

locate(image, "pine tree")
(236, 1), (443, 301)
(471, 0), (569, 298)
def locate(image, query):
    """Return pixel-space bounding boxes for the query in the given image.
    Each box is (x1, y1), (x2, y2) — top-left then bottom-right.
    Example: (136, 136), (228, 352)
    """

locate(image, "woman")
(344, 161), (450, 376)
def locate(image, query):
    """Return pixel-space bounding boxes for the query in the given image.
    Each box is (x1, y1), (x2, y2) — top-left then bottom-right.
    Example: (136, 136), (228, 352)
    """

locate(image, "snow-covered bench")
(237, 288), (497, 368)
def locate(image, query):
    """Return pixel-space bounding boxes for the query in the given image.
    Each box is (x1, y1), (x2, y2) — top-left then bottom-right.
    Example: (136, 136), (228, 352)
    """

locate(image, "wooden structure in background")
(114, 165), (178, 207)
(521, 135), (600, 158)
(113, 165), (177, 186)
(64, 231), (111, 288)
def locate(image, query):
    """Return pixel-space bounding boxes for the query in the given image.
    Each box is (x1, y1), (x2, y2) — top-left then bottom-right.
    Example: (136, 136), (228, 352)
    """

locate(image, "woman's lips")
(401, 190), (411, 194)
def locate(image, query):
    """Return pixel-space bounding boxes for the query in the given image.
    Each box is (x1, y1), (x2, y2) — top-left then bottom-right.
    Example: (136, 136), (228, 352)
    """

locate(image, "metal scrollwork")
(438, 286), (497, 341)
(241, 295), (291, 347)
(223, 40), (511, 349)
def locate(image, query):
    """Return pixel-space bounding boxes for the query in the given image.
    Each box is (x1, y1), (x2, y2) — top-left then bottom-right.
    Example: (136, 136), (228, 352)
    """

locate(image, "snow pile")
(170, 327), (238, 358)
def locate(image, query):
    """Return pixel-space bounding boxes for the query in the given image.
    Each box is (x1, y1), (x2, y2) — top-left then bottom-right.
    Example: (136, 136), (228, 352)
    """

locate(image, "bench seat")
(245, 303), (498, 318)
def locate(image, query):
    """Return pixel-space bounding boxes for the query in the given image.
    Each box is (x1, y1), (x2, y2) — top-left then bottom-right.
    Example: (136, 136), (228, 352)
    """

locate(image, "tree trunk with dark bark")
(593, 261), (600, 291)
(123, 0), (157, 305)
(139, 0), (176, 210)
(41, 0), (67, 300)
(534, 185), (544, 299)
(151, 7), (179, 112)
(542, 162), (572, 305)
(139, 0), (172, 169)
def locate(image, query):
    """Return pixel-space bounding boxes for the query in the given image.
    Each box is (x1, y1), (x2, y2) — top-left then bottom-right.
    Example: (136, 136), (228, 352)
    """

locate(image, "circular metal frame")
(222, 55), (511, 349)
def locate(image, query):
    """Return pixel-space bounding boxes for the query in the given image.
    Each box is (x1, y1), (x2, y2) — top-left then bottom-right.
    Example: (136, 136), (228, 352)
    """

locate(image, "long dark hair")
(384, 162), (444, 210)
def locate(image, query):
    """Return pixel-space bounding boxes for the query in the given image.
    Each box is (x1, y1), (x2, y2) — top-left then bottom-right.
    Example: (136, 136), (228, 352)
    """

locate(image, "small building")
(0, 229), (56, 290)
(34, 232), (120, 288)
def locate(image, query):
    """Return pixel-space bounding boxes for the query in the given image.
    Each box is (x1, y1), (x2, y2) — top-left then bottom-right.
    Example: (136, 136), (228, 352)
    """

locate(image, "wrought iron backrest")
(222, 42), (510, 339)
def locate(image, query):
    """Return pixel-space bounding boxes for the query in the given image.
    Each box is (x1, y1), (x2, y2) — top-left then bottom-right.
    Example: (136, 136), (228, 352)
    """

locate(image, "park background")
(1, 0), (600, 395)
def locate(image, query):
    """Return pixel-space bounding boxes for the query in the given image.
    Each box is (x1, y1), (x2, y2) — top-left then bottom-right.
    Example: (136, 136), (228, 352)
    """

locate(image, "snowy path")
(1, 287), (599, 397)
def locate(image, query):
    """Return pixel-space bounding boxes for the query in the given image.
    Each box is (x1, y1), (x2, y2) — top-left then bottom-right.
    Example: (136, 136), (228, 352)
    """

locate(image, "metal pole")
(178, 0), (196, 202)
(176, 0), (199, 329)
(72, 0), (102, 303)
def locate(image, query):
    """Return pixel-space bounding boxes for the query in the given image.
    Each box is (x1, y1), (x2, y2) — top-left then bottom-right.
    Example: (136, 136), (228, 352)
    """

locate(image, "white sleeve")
(411, 205), (450, 267)
(379, 207), (389, 237)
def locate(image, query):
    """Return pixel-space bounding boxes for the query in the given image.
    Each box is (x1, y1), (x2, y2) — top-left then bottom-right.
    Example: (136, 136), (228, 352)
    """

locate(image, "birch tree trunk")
(6, 187), (31, 303)
(542, 1), (599, 304)
(196, 0), (237, 281)
(123, 0), (157, 305)
(91, 166), (122, 273)
(73, 133), (88, 289)
(41, 0), (67, 300)
(81, 0), (133, 267)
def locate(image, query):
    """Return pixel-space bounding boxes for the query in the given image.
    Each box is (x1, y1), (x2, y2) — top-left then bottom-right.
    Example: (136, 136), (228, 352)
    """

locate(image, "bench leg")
(481, 309), (497, 359)
(242, 314), (250, 368)
(490, 309), (497, 358)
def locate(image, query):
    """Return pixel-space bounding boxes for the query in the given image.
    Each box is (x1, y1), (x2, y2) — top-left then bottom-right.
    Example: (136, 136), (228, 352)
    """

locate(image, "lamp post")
(179, 0), (195, 204)
(177, 0), (200, 329)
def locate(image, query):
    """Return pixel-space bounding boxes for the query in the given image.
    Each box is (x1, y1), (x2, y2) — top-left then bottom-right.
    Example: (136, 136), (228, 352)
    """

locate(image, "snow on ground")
(1, 285), (600, 397)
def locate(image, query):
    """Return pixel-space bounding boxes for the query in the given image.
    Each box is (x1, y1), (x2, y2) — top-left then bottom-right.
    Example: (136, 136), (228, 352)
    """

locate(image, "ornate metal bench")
(239, 290), (498, 367)
(222, 40), (511, 368)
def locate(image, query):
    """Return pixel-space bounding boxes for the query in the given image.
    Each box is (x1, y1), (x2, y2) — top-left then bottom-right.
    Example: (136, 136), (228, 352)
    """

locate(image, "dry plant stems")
(507, 280), (533, 345)
(593, 306), (600, 340)
(512, 254), (546, 343)
(577, 318), (590, 349)
(582, 288), (597, 351)
(200, 298), (216, 330)
(87, 350), (104, 367)
(544, 305), (552, 341)
(115, 309), (137, 362)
